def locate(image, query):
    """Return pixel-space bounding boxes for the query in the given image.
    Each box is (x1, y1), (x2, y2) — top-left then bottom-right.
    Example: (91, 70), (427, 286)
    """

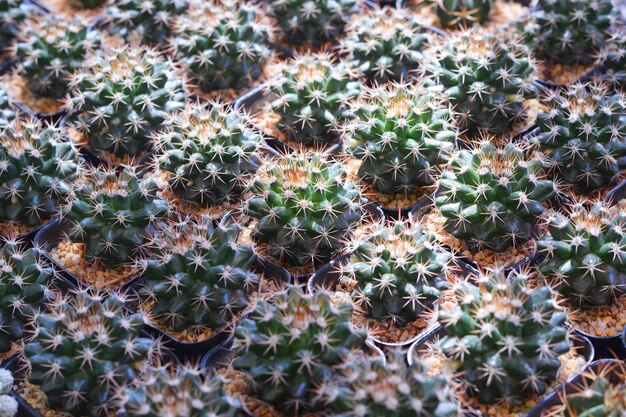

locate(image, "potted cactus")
(0, 0), (32, 61)
(0, 86), (17, 125)
(601, 29), (626, 88)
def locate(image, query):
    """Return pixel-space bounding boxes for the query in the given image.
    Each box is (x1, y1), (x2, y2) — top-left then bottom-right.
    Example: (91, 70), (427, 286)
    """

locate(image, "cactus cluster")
(0, 369), (16, 417)
(343, 82), (457, 196)
(341, 219), (454, 327)
(436, 268), (571, 405)
(423, 28), (537, 135)
(0, 0), (31, 54)
(426, 0), (494, 29)
(154, 101), (262, 208)
(233, 285), (368, 416)
(0, 86), (17, 125)
(602, 29), (626, 87)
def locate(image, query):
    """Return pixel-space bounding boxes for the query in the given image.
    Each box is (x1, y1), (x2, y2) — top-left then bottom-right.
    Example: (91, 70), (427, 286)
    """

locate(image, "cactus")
(233, 285), (368, 416)
(423, 28), (538, 135)
(68, 0), (102, 9)
(533, 81), (626, 193)
(68, 45), (186, 158)
(0, 118), (82, 229)
(343, 82), (457, 196)
(0, 86), (17, 125)
(0, 369), (17, 417)
(561, 362), (626, 417)
(61, 166), (170, 268)
(537, 201), (626, 309)
(13, 14), (101, 100)
(119, 363), (243, 417)
(142, 216), (261, 335)
(269, 0), (360, 46)
(341, 219), (454, 327)
(427, 0), (494, 29)
(0, 241), (54, 354)
(338, 6), (432, 84)
(0, 0), (31, 55)
(436, 268), (571, 405)
(602, 29), (626, 87)
(243, 150), (365, 268)
(154, 101), (263, 208)
(434, 139), (556, 254)
(269, 53), (361, 146)
(25, 289), (159, 417)
(171, 0), (274, 93)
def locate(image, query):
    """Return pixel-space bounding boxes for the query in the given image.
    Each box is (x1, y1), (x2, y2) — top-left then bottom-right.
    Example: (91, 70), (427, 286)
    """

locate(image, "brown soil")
(568, 294), (626, 337)
(540, 62), (597, 86)
(3, 73), (63, 115)
(0, 221), (41, 239)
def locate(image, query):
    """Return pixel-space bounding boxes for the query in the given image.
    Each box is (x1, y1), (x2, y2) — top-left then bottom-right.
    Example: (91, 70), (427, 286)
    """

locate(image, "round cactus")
(427, 0), (494, 29)
(0, 0), (31, 55)
(0, 368), (16, 417)
(602, 29), (626, 87)
(0, 87), (17, 126)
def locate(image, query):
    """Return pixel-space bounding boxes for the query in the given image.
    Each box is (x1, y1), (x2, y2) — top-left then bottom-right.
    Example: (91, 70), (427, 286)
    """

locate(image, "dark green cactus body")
(0, 87), (17, 126)
(423, 28), (537, 135)
(25, 290), (158, 417)
(344, 82), (457, 196)
(563, 363), (626, 417)
(69, 46), (186, 157)
(233, 285), (368, 416)
(68, 0), (102, 9)
(62, 167), (169, 268)
(429, 0), (493, 29)
(154, 102), (262, 208)
(0, 0), (30, 54)
(437, 269), (571, 405)
(269, 53), (361, 146)
(0, 118), (81, 228)
(243, 151), (365, 268)
(342, 220), (453, 327)
(603, 30), (626, 87)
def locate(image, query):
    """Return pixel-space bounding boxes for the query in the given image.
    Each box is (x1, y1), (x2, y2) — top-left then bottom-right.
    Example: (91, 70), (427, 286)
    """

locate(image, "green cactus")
(67, 0), (103, 9)
(340, 219), (454, 327)
(154, 101), (262, 208)
(171, 0), (274, 93)
(427, 0), (494, 29)
(423, 28), (537, 135)
(68, 45), (186, 158)
(435, 139), (556, 254)
(602, 29), (626, 87)
(233, 285), (368, 416)
(338, 6), (432, 84)
(436, 268), (571, 405)
(0, 86), (17, 125)
(0, 369), (17, 417)
(25, 289), (159, 417)
(0, 118), (82, 229)
(537, 201), (626, 309)
(343, 82), (457, 196)
(269, 53), (361, 147)
(61, 166), (170, 268)
(13, 14), (101, 100)
(561, 362), (626, 417)
(533, 81), (626, 193)
(0, 0), (31, 55)
(243, 150), (365, 268)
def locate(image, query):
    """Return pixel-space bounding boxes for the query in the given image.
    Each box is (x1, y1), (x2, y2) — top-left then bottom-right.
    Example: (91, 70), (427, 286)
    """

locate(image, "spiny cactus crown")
(537, 201), (626, 309)
(172, 0), (274, 93)
(14, 14), (101, 100)
(435, 139), (556, 253)
(233, 285), (368, 416)
(602, 29), (626, 87)
(62, 166), (169, 268)
(424, 28), (537, 135)
(269, 53), (361, 146)
(0, 368), (16, 417)
(243, 150), (365, 268)
(339, 6), (432, 84)
(427, 0), (494, 29)
(343, 82), (457, 196)
(269, 0), (360, 46)
(25, 289), (159, 417)
(0, 241), (54, 354)
(0, 117), (82, 228)
(341, 219), (454, 327)
(142, 216), (260, 335)
(0, 0), (30, 52)
(0, 86), (17, 126)
(437, 268), (571, 405)
(154, 101), (262, 208)
(561, 362), (626, 417)
(68, 45), (186, 157)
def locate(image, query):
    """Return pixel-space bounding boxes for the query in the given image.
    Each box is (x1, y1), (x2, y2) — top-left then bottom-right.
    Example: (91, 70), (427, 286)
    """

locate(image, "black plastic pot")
(605, 178), (626, 206)
(575, 327), (626, 361)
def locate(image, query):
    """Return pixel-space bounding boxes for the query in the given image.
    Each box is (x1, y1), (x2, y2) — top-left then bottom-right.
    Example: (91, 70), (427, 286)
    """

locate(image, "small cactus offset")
(13, 14), (101, 100)
(423, 28), (537, 135)
(154, 101), (263, 208)
(436, 268), (571, 405)
(0, 241), (54, 354)
(269, 0), (360, 46)
(142, 216), (261, 335)
(233, 285), (368, 416)
(68, 45), (186, 158)
(537, 201), (626, 309)
(435, 139), (556, 254)
(0, 0), (31, 55)
(243, 150), (365, 268)
(119, 363), (243, 417)
(61, 166), (170, 268)
(0, 118), (82, 229)
(0, 369), (17, 417)
(426, 0), (494, 29)
(25, 289), (160, 417)
(533, 82), (626, 193)
(269, 53), (361, 147)
(171, 0), (274, 93)
(338, 6), (432, 84)
(340, 219), (454, 327)
(343, 82), (457, 196)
